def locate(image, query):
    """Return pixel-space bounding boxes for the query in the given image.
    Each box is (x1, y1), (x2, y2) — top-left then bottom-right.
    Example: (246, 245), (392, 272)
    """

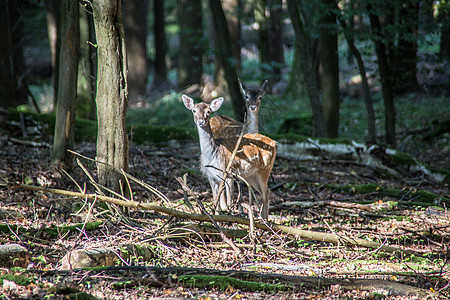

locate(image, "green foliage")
(179, 275), (288, 292)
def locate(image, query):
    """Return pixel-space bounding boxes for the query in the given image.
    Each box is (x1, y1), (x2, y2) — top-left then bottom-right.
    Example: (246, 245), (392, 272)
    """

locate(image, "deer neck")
(197, 123), (220, 163)
(246, 110), (259, 133)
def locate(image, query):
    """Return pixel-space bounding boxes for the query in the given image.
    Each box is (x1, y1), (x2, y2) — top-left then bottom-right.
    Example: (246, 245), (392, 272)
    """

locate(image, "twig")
(212, 120), (250, 209)
(176, 176), (241, 254)
(69, 150), (170, 204)
(14, 183), (420, 255)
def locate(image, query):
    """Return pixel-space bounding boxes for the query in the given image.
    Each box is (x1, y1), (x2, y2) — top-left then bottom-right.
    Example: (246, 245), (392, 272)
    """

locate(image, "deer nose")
(249, 105), (257, 111)
(197, 119), (206, 126)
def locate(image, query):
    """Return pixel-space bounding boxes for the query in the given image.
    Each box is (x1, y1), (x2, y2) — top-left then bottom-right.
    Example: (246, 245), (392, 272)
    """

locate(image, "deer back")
(210, 115), (243, 138)
(216, 133), (277, 179)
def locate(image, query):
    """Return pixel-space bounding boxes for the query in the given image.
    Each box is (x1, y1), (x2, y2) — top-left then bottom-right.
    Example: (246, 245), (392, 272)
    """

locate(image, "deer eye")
(205, 109), (211, 115)
(192, 108), (197, 113)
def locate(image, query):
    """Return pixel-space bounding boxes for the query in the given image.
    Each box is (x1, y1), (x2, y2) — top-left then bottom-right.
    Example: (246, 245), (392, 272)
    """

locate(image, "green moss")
(179, 275), (287, 292)
(0, 221), (103, 238)
(55, 287), (97, 300)
(325, 184), (450, 205)
(129, 124), (195, 144)
(390, 151), (417, 166)
(331, 183), (381, 194)
(0, 274), (34, 286)
(8, 109), (195, 144)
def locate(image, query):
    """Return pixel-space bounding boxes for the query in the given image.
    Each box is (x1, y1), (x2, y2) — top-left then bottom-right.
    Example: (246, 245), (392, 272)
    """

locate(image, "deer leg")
(260, 186), (270, 220)
(225, 178), (234, 209)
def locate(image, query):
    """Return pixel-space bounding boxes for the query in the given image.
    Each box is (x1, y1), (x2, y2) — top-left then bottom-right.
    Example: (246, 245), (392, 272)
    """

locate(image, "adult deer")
(183, 94), (276, 220)
(209, 79), (268, 138)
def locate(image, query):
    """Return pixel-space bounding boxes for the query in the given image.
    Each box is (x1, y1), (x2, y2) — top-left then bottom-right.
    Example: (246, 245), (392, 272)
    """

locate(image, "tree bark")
(212, 0), (241, 90)
(0, 0), (16, 108)
(392, 0), (419, 94)
(51, 0), (79, 167)
(318, 0), (339, 138)
(209, 0), (246, 122)
(336, 5), (376, 143)
(77, 4), (96, 120)
(124, 0), (148, 103)
(152, 0), (169, 90)
(46, 0), (60, 111)
(268, 0), (284, 82)
(369, 13), (396, 147)
(439, 2), (450, 60)
(254, 0), (270, 71)
(92, 0), (130, 193)
(177, 0), (203, 89)
(286, 0), (326, 137)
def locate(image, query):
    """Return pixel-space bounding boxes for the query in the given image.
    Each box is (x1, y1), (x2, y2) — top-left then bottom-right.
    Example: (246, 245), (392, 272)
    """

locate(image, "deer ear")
(238, 78), (246, 96)
(260, 80), (268, 94)
(182, 94), (194, 110)
(210, 97), (224, 112)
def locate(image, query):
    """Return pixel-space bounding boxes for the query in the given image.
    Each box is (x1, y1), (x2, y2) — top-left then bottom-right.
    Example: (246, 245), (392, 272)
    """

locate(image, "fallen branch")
(176, 176), (241, 254)
(14, 183), (417, 254)
(29, 265), (431, 297)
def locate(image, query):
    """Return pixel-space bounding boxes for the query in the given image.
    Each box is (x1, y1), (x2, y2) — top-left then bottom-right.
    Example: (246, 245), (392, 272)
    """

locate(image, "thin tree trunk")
(77, 4), (95, 120)
(439, 2), (450, 60)
(337, 8), (376, 143)
(286, 0), (326, 137)
(92, 0), (130, 193)
(268, 0), (284, 82)
(212, 0), (241, 90)
(124, 0), (148, 103)
(152, 0), (168, 90)
(46, 0), (60, 112)
(209, 0), (246, 122)
(392, 0), (419, 94)
(0, 0), (16, 108)
(177, 0), (203, 89)
(52, 0), (79, 167)
(254, 0), (270, 72)
(369, 13), (396, 147)
(318, 0), (339, 138)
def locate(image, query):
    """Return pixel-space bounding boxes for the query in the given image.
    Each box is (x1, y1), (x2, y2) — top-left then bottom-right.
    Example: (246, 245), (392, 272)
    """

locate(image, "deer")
(209, 79), (268, 138)
(182, 94), (277, 220)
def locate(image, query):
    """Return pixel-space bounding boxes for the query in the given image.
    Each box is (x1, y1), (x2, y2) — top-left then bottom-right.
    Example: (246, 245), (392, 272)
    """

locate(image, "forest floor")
(0, 112), (450, 299)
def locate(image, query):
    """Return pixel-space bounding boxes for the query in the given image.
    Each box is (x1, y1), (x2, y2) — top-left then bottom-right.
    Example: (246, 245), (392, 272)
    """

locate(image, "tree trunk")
(9, 0), (27, 105)
(0, 0), (16, 108)
(177, 0), (203, 89)
(224, 0), (241, 69)
(77, 4), (96, 120)
(0, 0), (27, 108)
(254, 0), (270, 72)
(209, 0), (246, 122)
(369, 13), (396, 147)
(152, 0), (169, 90)
(51, 0), (79, 167)
(318, 0), (339, 138)
(286, 0), (326, 137)
(336, 8), (376, 143)
(46, 0), (60, 111)
(212, 0), (241, 90)
(268, 0), (284, 82)
(392, 0), (419, 94)
(92, 0), (130, 193)
(439, 3), (450, 60)
(124, 0), (148, 104)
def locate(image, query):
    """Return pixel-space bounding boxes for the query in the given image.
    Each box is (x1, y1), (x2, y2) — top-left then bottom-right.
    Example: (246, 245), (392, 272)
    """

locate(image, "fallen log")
(29, 265), (432, 297)
(14, 183), (416, 255)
